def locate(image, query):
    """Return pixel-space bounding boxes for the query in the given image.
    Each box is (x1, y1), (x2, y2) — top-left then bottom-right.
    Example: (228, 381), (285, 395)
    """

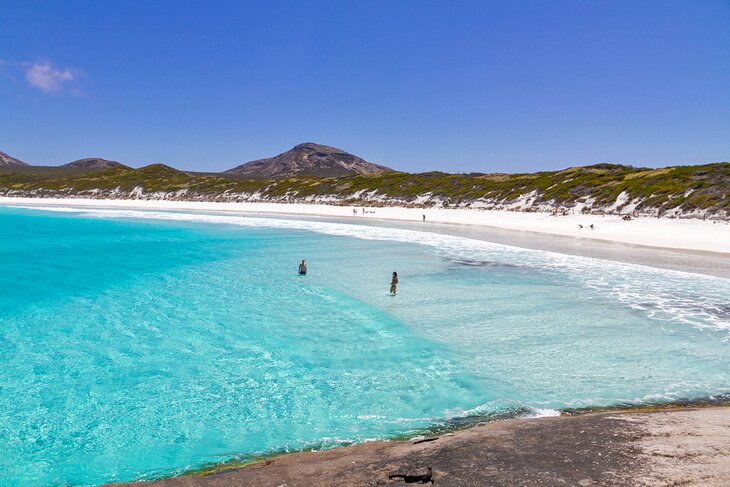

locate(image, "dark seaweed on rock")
(559, 393), (730, 416)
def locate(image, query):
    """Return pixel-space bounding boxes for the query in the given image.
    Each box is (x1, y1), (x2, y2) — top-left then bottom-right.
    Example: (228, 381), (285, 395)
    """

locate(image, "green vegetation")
(1, 162), (728, 217)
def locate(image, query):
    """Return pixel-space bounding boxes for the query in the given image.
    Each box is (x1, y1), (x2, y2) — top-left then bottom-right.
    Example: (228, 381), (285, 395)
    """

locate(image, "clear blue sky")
(1, 0), (729, 173)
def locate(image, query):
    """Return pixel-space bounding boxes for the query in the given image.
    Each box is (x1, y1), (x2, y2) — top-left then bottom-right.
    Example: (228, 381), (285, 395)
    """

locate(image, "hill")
(0, 151), (29, 167)
(225, 143), (393, 178)
(62, 158), (127, 169)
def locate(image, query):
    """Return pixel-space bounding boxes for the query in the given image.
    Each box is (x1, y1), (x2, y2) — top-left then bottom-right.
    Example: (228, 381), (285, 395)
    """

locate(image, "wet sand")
(3, 198), (729, 278)
(114, 407), (730, 486)
(2, 197), (728, 254)
(262, 212), (730, 278)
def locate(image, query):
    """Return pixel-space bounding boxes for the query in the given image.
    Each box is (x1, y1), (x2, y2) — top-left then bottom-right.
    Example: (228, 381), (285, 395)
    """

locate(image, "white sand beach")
(1, 197), (728, 254)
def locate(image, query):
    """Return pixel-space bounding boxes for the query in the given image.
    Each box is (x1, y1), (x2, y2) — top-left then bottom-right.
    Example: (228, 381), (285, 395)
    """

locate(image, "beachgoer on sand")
(422, 215), (426, 222)
(390, 271), (399, 295)
(298, 259), (307, 275)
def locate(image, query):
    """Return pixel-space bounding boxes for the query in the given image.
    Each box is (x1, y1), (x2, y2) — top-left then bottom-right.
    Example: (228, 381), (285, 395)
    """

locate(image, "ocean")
(1, 205), (728, 485)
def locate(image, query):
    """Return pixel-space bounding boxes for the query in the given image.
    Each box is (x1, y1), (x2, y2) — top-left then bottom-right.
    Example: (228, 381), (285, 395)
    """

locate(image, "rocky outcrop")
(110, 408), (730, 487)
(0, 151), (29, 167)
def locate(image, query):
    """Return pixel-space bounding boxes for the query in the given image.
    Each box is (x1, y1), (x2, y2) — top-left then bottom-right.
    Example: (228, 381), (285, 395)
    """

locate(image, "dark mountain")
(0, 151), (29, 167)
(62, 158), (127, 169)
(225, 143), (393, 178)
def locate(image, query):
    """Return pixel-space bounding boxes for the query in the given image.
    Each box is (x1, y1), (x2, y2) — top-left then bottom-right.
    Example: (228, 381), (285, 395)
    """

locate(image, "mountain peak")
(292, 142), (340, 152)
(225, 143), (393, 178)
(0, 151), (29, 167)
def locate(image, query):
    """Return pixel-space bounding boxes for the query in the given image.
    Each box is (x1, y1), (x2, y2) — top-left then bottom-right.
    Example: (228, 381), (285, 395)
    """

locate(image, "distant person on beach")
(390, 271), (399, 295)
(423, 215), (426, 222)
(298, 259), (307, 275)
(353, 208), (357, 215)
(590, 224), (594, 230)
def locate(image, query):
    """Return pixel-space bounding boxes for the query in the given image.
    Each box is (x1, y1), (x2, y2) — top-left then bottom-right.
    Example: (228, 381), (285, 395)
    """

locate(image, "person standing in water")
(389, 271), (399, 295)
(298, 259), (307, 275)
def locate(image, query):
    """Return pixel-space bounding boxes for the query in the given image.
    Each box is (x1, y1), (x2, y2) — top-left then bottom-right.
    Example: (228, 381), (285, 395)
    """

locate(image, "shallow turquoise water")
(0, 205), (728, 486)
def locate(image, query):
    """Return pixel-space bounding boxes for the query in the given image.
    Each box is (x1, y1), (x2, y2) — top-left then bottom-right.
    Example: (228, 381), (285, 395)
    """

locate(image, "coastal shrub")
(1, 162), (728, 217)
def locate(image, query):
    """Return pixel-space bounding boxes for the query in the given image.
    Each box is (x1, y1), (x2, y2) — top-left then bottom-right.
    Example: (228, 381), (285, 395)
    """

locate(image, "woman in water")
(390, 271), (398, 295)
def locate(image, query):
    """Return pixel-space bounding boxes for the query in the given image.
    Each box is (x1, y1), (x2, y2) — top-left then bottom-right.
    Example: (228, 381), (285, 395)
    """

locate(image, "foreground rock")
(114, 407), (730, 486)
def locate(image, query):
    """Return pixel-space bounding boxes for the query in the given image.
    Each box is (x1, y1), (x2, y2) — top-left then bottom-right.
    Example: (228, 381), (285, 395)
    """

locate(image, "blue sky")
(1, 0), (729, 173)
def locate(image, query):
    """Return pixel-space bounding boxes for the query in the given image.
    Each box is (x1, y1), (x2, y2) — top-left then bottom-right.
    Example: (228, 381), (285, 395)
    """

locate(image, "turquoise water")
(1, 206), (729, 486)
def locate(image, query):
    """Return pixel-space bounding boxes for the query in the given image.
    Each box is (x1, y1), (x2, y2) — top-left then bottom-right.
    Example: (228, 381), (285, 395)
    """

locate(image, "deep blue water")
(1, 205), (728, 486)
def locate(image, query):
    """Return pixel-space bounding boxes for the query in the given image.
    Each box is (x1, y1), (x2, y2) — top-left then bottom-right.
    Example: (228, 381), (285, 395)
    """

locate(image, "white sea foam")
(12, 205), (85, 212)
(530, 408), (562, 418)
(448, 399), (562, 420)
(13, 205), (730, 335)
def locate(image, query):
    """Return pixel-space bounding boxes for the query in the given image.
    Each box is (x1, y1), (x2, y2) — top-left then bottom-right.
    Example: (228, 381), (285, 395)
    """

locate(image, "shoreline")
(111, 405), (730, 486)
(1, 196), (728, 255)
(150, 397), (730, 479)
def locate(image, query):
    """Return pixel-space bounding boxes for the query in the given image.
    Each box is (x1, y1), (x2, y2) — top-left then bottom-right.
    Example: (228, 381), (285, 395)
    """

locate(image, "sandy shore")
(1, 197), (728, 254)
(111, 407), (730, 486)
